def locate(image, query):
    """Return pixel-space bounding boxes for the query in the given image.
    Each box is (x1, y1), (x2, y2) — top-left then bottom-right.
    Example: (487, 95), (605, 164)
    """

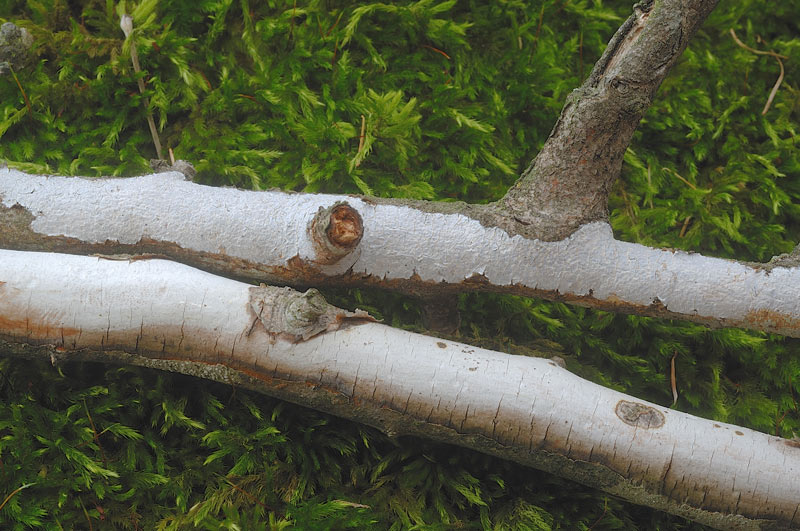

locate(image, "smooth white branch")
(1, 168), (799, 337)
(0, 249), (797, 529)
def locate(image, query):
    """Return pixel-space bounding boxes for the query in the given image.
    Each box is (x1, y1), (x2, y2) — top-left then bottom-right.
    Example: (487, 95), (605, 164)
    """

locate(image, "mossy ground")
(1, 0), (799, 528)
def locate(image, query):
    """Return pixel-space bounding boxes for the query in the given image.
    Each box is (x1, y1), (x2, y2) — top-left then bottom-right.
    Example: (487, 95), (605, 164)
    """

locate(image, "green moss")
(1, 0), (799, 528)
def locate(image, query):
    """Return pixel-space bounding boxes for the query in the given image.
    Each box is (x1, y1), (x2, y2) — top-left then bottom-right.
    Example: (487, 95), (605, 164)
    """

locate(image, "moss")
(1, 0), (799, 528)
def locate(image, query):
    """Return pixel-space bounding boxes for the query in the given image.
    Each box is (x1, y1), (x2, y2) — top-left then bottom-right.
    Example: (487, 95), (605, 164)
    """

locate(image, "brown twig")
(587, 499), (608, 531)
(120, 14), (163, 160)
(78, 496), (93, 531)
(8, 65), (31, 114)
(679, 216), (691, 238)
(355, 114), (366, 167)
(729, 29), (788, 59)
(775, 409), (788, 436)
(533, 5), (545, 51)
(325, 12), (344, 38)
(665, 167), (697, 190)
(84, 400), (108, 467)
(761, 55), (784, 115)
(729, 29), (787, 115)
(422, 44), (450, 60)
(0, 483), (34, 513)
(219, 475), (276, 513)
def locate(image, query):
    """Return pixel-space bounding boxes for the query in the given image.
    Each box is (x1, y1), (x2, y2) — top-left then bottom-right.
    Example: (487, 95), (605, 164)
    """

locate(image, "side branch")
(499, 0), (720, 241)
(3, 169), (800, 338)
(0, 250), (798, 529)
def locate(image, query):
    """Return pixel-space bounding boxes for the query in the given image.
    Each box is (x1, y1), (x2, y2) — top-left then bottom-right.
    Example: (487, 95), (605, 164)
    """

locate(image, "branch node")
(248, 284), (374, 341)
(308, 202), (364, 264)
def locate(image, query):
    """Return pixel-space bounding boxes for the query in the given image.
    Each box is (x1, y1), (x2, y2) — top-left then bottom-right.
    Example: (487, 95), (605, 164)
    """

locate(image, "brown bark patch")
(0, 314), (80, 341)
(328, 204), (363, 247)
(743, 308), (800, 336)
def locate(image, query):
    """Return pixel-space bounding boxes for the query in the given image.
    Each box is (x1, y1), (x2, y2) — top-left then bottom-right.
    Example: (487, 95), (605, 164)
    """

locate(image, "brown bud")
(308, 202), (363, 264)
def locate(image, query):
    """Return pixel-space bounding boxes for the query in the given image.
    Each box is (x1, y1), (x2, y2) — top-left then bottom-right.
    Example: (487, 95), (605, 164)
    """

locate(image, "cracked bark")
(498, 0), (720, 241)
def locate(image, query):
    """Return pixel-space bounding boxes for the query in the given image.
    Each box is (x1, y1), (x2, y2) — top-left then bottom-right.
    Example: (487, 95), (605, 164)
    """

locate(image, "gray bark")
(498, 0), (721, 241)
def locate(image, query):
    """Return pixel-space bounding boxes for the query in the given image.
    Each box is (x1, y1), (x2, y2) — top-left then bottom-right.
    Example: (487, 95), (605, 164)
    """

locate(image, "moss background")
(1, 0), (799, 528)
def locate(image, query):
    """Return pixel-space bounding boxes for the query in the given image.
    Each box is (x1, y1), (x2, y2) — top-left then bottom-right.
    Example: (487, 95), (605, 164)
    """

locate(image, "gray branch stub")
(248, 284), (374, 341)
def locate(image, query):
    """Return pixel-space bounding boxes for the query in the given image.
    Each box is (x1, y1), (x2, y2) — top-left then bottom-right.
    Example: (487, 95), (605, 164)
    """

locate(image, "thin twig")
(84, 400), (108, 467)
(729, 29), (788, 59)
(533, 5), (545, 51)
(664, 167), (697, 190)
(670, 351), (679, 406)
(679, 216), (691, 238)
(121, 15), (163, 160)
(218, 475), (278, 514)
(422, 44), (450, 60)
(776, 409), (787, 436)
(8, 65), (31, 114)
(587, 499), (608, 531)
(78, 497), (93, 531)
(761, 55), (784, 115)
(729, 29), (787, 115)
(0, 483), (35, 513)
(325, 12), (344, 38)
(355, 114), (366, 167)
(331, 37), (339, 66)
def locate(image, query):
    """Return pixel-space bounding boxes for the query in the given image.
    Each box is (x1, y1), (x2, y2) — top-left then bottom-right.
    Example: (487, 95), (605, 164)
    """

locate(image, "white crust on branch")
(0, 250), (798, 528)
(2, 168), (800, 337)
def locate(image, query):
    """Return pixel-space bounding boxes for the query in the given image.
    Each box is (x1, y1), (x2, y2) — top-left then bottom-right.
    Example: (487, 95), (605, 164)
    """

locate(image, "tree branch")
(499, 0), (720, 241)
(4, 168), (800, 338)
(1, 249), (797, 529)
